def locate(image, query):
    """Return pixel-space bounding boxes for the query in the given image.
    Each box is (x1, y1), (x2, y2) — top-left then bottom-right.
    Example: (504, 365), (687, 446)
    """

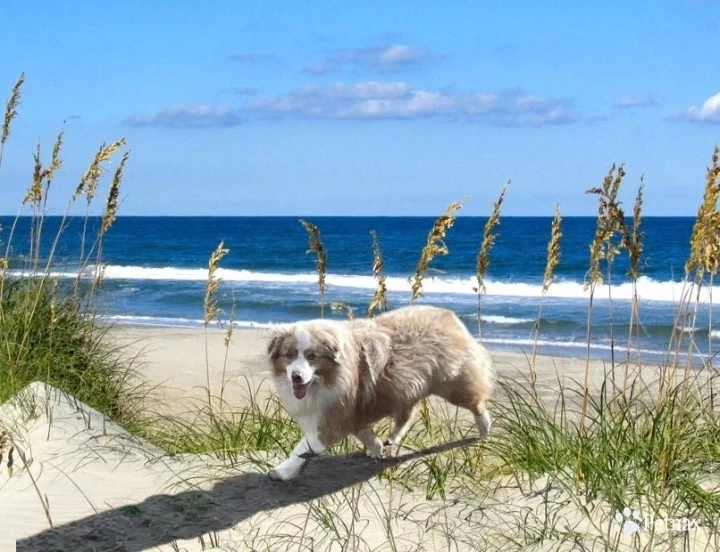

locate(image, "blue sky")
(1, 0), (719, 216)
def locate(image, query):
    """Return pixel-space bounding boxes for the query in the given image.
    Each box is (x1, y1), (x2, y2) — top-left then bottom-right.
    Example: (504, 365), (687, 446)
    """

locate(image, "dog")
(265, 305), (494, 481)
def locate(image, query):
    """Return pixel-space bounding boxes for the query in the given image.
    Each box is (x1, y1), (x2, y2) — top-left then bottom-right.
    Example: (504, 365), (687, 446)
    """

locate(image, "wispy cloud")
(124, 82), (582, 128)
(302, 44), (436, 74)
(673, 92), (720, 123)
(244, 81), (578, 126)
(123, 106), (243, 129)
(613, 95), (658, 109)
(229, 53), (282, 64)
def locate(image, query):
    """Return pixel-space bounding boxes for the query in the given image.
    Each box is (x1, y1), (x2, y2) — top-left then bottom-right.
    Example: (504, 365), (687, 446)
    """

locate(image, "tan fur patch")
(269, 334), (298, 377)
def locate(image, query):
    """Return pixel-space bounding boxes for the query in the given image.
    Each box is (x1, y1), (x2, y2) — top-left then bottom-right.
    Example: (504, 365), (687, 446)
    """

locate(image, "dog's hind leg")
(384, 406), (416, 453)
(355, 427), (384, 459)
(470, 400), (491, 438)
(441, 389), (492, 439)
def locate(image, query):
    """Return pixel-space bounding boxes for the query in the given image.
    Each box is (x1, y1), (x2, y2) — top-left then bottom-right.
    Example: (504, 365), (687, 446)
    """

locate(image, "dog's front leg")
(355, 427), (384, 458)
(268, 433), (326, 481)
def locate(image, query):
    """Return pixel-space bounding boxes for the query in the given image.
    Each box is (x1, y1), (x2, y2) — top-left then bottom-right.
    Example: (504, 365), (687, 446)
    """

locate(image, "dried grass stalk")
(577, 163), (627, 490)
(410, 199), (464, 302)
(75, 139), (127, 203)
(585, 164), (627, 289)
(1, 73), (24, 149)
(368, 229), (388, 317)
(24, 141), (45, 206)
(204, 241), (229, 325)
(542, 204), (563, 294)
(686, 146), (720, 280)
(331, 301), (355, 320)
(476, 183), (509, 295)
(624, 179), (645, 281)
(531, 205), (562, 384)
(102, 150), (130, 234)
(203, 241), (229, 415)
(25, 128), (65, 206)
(623, 179), (645, 390)
(300, 219), (328, 316)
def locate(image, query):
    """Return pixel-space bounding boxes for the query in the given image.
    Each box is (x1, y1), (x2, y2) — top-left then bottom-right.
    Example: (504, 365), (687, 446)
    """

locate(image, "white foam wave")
(17, 265), (715, 303)
(482, 315), (535, 325)
(102, 314), (272, 329)
(482, 337), (682, 359)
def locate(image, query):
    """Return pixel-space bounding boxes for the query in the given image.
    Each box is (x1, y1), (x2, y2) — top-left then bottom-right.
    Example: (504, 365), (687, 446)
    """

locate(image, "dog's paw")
(365, 439), (384, 459)
(268, 467), (296, 481)
(380, 440), (396, 458)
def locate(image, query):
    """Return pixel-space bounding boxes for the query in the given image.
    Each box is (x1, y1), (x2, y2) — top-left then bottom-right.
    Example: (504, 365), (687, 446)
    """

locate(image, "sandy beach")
(1, 325), (710, 551)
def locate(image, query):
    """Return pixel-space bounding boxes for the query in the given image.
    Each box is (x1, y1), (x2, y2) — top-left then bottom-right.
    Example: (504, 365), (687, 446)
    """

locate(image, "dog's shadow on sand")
(17, 438), (478, 552)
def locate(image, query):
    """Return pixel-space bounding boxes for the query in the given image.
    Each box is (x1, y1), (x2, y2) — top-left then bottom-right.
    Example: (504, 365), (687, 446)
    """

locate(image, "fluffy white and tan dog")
(265, 305), (493, 481)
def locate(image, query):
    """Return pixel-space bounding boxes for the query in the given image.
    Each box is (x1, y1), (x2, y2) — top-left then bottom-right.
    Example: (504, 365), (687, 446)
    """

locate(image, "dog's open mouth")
(293, 382), (310, 399)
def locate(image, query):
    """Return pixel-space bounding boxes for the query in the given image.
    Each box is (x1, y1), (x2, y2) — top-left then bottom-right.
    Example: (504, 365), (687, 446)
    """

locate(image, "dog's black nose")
(291, 372), (303, 384)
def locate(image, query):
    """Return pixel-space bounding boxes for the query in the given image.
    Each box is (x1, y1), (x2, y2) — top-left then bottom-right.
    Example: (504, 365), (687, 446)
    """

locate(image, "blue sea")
(3, 216), (718, 363)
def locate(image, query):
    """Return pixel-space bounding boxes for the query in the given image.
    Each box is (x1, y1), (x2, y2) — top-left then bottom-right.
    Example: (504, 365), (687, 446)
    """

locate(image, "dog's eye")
(306, 352), (317, 361)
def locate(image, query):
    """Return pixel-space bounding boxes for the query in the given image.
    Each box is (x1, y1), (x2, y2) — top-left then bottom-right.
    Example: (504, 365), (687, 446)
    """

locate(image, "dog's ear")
(266, 324), (290, 359)
(314, 328), (340, 360)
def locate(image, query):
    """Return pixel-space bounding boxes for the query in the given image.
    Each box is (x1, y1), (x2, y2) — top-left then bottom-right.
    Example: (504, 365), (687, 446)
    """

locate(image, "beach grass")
(0, 75), (143, 430)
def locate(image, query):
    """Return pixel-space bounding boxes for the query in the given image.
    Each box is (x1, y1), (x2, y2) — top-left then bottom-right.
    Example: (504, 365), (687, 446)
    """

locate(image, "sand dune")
(0, 327), (708, 551)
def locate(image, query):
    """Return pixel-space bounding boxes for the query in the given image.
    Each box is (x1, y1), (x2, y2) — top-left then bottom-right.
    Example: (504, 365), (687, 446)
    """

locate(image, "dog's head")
(266, 322), (343, 400)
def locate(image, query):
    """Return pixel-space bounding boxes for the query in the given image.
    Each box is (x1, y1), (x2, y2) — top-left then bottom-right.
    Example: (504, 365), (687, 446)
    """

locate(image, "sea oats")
(624, 179), (645, 281)
(542, 204), (563, 294)
(410, 199), (464, 302)
(102, 150), (130, 234)
(476, 183), (509, 295)
(1, 73), (24, 155)
(204, 241), (229, 325)
(368, 229), (388, 317)
(578, 163), (628, 489)
(75, 139), (127, 203)
(300, 219), (328, 316)
(532, 204), (563, 384)
(686, 146), (720, 279)
(585, 164), (627, 289)
(23, 142), (44, 206)
(23, 130), (65, 207)
(1, 74), (23, 143)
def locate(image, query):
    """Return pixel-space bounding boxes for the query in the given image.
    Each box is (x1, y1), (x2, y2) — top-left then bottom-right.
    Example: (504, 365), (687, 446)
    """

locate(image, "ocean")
(2, 215), (718, 363)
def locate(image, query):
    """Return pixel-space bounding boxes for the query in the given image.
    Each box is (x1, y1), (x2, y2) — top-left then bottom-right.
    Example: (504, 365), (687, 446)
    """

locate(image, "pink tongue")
(293, 383), (308, 399)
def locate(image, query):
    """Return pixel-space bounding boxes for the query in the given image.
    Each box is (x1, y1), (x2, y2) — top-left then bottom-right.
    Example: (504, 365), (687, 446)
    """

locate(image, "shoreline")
(108, 319), (708, 371)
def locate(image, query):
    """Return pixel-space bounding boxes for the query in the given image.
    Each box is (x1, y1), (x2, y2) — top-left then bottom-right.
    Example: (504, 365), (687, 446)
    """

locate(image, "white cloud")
(613, 96), (658, 109)
(676, 92), (720, 123)
(124, 82), (582, 128)
(244, 82), (578, 125)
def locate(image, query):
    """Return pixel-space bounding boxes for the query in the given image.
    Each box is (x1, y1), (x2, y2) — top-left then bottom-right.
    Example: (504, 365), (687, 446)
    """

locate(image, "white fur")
(286, 327), (316, 386)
